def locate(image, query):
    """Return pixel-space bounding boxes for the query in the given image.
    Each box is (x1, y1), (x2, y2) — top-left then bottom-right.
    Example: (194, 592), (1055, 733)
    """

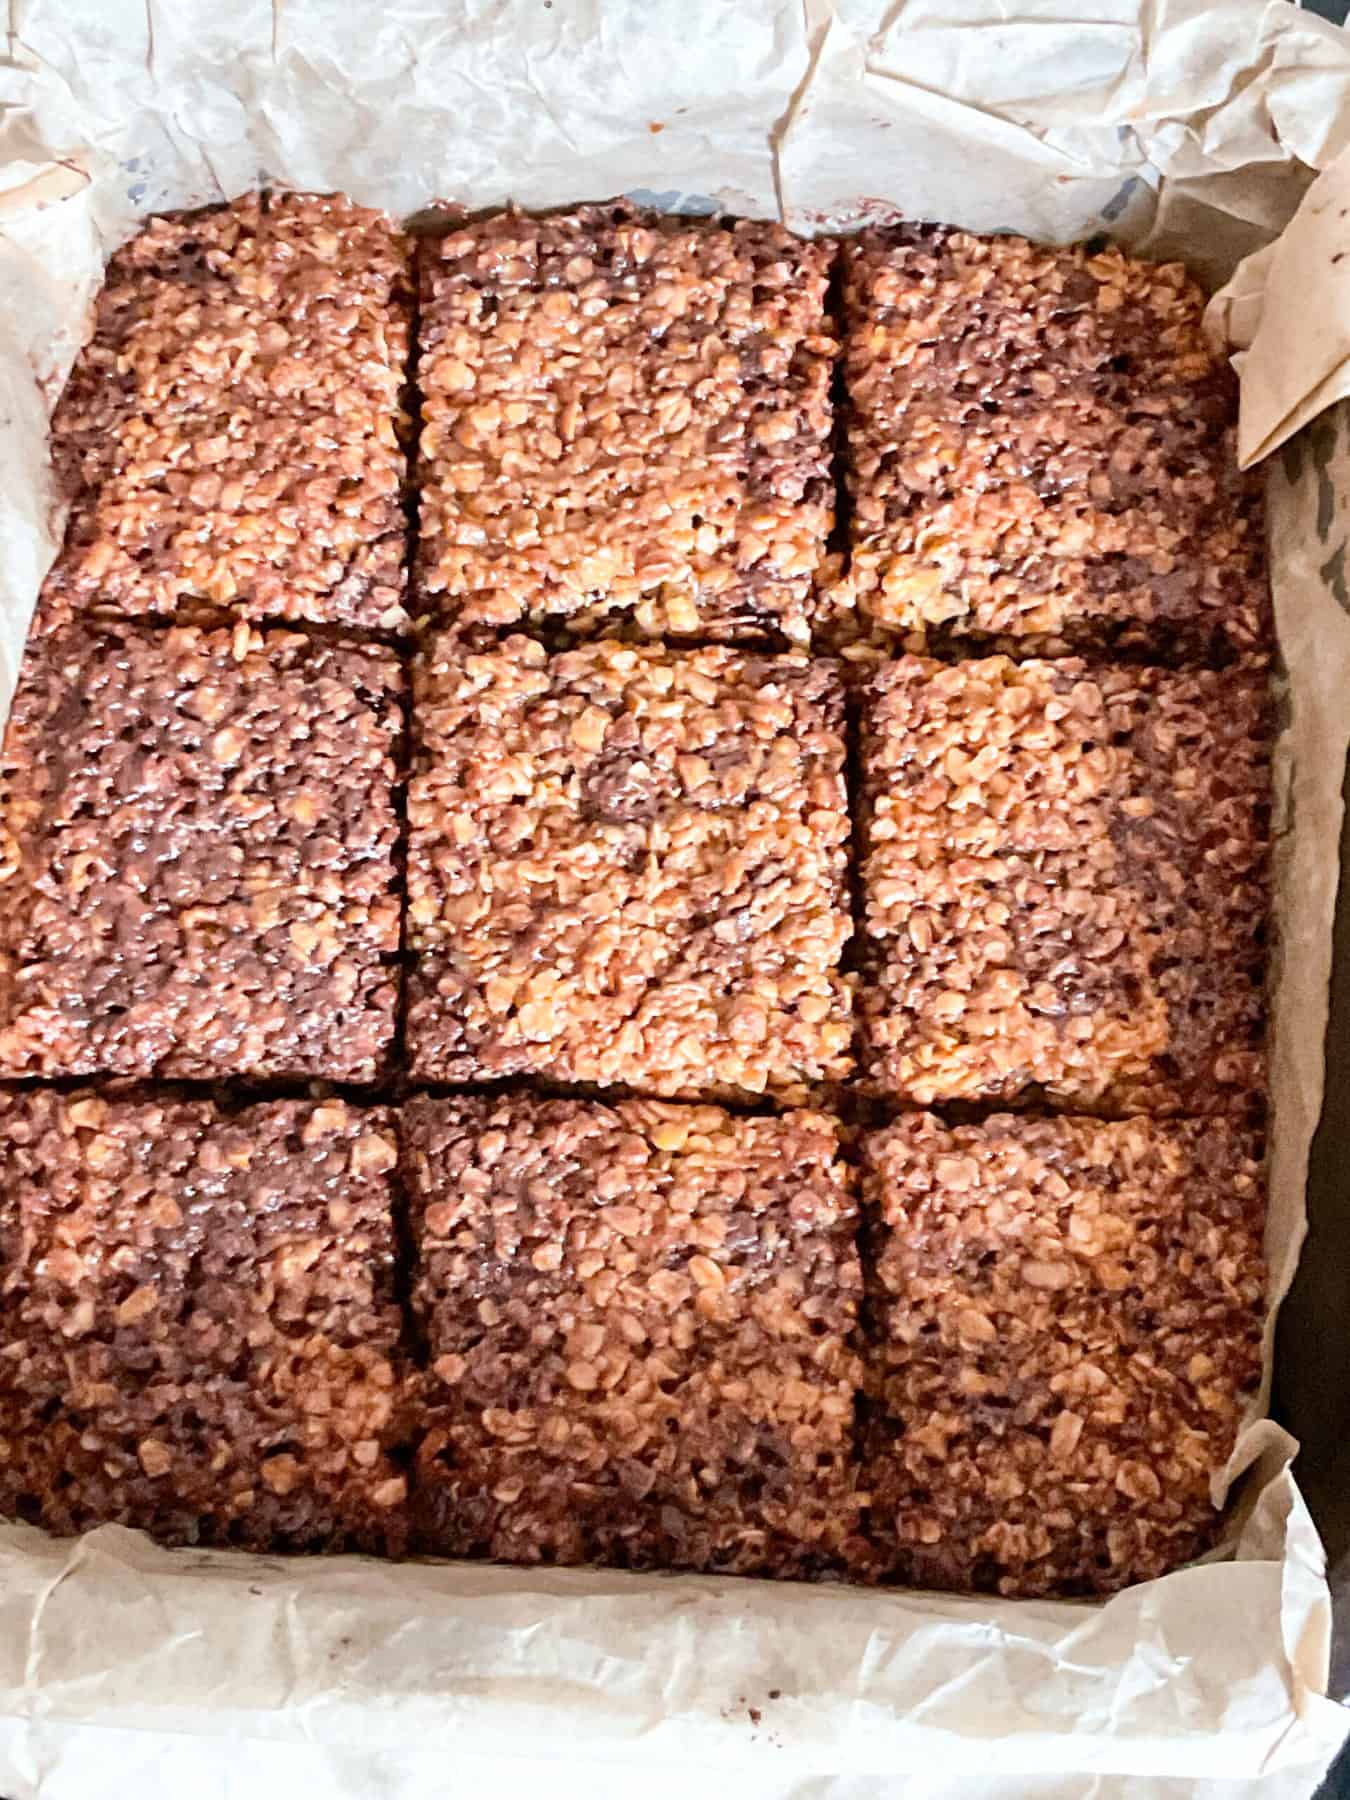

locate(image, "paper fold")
(1210, 147), (1350, 468)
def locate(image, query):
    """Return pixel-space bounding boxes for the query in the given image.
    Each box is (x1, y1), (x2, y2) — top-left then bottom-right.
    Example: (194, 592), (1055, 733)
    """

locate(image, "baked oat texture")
(0, 1088), (409, 1552)
(839, 225), (1266, 655)
(404, 1092), (865, 1576)
(406, 635), (854, 1100)
(858, 653), (1269, 1112)
(0, 621), (403, 1081)
(44, 191), (411, 633)
(416, 203), (837, 644)
(861, 1111), (1265, 1597)
(0, 198), (1272, 1595)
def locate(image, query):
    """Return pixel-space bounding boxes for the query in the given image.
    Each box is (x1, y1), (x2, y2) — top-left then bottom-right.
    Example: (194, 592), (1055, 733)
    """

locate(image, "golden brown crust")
(0, 202), (1273, 1593)
(857, 654), (1270, 1113)
(416, 204), (838, 645)
(406, 635), (854, 1100)
(406, 1093), (865, 1576)
(860, 1111), (1265, 1597)
(839, 225), (1267, 657)
(0, 1088), (409, 1552)
(44, 192), (412, 633)
(0, 620), (403, 1080)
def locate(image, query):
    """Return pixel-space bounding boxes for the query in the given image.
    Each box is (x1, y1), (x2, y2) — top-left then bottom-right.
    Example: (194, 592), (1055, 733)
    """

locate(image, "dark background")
(1248, 8), (1350, 1790)
(1281, 0), (1350, 1742)
(1279, 752), (1350, 1696)
(1285, 760), (1350, 1794)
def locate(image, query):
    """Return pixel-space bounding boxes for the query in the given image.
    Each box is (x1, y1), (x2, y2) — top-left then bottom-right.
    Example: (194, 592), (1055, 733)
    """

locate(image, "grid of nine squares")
(0, 191), (1270, 1597)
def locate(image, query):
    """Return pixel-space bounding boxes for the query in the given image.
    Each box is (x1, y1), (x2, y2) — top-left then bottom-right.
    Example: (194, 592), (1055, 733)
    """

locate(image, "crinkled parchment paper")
(0, 2), (1349, 1794)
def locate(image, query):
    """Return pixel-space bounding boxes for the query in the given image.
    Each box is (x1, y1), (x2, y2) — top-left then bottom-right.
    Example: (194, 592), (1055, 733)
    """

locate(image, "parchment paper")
(0, 2), (1349, 1792)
